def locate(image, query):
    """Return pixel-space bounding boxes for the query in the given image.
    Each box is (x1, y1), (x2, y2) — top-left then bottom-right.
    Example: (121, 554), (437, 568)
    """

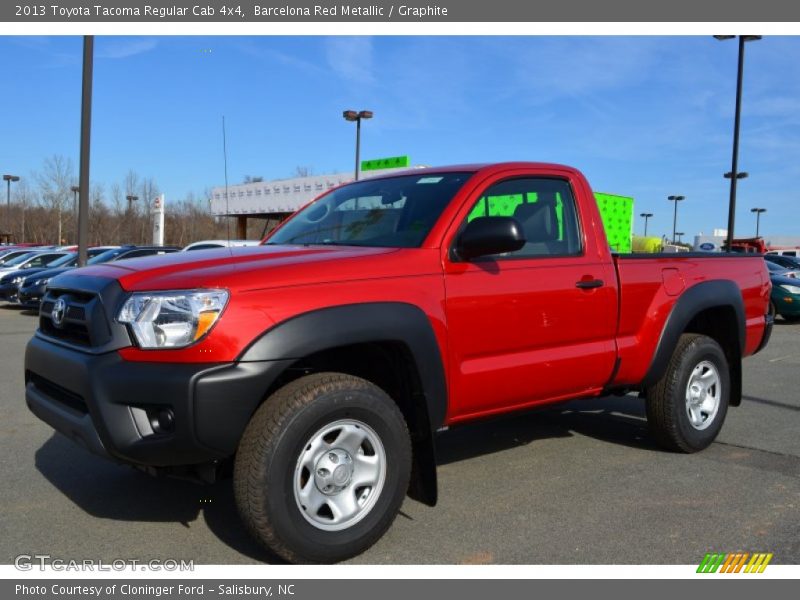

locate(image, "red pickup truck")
(25, 162), (772, 563)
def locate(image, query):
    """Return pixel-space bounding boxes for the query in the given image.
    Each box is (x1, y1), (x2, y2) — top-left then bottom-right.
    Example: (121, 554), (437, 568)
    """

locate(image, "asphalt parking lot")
(1, 305), (798, 565)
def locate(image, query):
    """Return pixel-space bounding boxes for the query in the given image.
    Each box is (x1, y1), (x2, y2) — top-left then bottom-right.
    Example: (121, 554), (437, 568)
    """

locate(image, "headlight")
(33, 278), (50, 286)
(779, 284), (800, 294)
(117, 289), (229, 349)
(11, 276), (23, 284)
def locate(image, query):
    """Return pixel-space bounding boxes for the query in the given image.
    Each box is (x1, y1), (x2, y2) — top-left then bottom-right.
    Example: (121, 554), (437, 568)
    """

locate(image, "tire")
(234, 372), (412, 563)
(769, 301), (777, 319)
(645, 333), (730, 453)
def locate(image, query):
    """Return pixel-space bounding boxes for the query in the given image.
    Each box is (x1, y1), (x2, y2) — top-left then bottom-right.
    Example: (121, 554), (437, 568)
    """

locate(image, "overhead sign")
(361, 155), (410, 172)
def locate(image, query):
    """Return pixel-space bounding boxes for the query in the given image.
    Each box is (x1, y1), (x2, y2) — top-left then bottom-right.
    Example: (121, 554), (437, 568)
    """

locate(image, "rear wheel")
(645, 334), (730, 453)
(234, 373), (411, 563)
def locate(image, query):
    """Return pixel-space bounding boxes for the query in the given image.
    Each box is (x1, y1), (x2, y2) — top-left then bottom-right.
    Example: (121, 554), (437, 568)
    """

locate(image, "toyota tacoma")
(25, 163), (772, 562)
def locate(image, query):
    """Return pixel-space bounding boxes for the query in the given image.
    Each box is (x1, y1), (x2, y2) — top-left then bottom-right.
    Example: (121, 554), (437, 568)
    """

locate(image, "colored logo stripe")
(697, 552), (773, 573)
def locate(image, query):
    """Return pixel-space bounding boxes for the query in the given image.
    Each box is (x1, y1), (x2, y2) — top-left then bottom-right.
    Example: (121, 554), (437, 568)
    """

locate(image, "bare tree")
(37, 155), (74, 245)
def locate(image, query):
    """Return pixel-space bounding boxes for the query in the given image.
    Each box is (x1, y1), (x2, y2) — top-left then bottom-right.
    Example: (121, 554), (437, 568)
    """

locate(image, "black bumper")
(25, 334), (292, 468)
(18, 283), (46, 306)
(0, 282), (20, 302)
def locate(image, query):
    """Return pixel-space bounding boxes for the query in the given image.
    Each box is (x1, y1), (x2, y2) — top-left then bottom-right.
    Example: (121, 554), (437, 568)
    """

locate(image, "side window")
(463, 177), (582, 258)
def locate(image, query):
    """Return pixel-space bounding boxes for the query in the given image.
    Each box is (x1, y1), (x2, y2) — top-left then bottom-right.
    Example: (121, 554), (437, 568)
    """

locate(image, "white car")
(182, 239), (261, 251)
(766, 249), (800, 257)
(0, 250), (73, 276)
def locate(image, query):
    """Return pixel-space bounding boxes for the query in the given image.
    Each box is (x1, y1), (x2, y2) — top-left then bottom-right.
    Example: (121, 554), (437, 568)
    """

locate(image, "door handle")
(575, 278), (604, 289)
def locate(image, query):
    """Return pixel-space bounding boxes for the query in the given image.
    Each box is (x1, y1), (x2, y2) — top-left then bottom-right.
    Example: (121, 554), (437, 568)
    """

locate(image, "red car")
(25, 163), (772, 563)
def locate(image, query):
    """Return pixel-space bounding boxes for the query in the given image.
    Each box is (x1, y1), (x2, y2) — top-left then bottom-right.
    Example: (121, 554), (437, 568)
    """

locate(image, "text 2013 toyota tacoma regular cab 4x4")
(25, 163), (772, 563)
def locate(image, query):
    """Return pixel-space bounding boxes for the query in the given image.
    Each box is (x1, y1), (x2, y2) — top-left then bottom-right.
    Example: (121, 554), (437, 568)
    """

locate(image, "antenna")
(222, 115), (231, 243)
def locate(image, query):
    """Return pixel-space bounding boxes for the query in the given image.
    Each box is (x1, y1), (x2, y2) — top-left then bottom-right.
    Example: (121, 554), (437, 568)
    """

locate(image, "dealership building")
(210, 163), (418, 238)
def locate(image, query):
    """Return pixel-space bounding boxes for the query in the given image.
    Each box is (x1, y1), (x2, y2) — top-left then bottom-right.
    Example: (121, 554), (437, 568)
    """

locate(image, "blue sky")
(1, 35), (798, 240)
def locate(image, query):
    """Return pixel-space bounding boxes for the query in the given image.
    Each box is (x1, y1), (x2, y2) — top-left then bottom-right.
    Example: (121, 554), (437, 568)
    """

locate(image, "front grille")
(39, 288), (110, 348)
(27, 372), (88, 415)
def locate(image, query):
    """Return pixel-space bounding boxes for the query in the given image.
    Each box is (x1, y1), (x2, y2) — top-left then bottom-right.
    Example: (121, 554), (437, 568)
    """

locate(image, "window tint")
(463, 178), (582, 257)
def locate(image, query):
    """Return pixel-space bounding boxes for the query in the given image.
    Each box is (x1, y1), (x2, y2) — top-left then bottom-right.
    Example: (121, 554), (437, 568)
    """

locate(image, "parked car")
(0, 249), (42, 266)
(12, 247), (119, 307)
(86, 244), (181, 263)
(25, 162), (772, 563)
(182, 240), (261, 251)
(0, 253), (77, 303)
(0, 250), (71, 277)
(764, 254), (800, 270)
(766, 248), (800, 257)
(769, 273), (800, 321)
(765, 259), (799, 279)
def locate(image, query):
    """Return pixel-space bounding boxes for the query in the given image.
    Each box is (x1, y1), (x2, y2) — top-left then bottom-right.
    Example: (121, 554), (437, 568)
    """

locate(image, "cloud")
(97, 38), (158, 59)
(324, 37), (375, 85)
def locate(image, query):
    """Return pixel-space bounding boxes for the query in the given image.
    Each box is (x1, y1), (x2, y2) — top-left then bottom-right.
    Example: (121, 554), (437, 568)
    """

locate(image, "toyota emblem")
(51, 298), (67, 327)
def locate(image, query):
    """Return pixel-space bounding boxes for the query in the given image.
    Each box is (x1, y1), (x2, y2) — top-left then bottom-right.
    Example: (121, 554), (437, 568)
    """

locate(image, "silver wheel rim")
(685, 360), (721, 431)
(293, 419), (386, 531)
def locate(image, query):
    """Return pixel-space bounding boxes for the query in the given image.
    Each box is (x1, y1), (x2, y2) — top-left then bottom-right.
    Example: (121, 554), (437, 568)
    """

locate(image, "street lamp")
(751, 207), (766, 237)
(667, 195), (685, 244)
(640, 212), (653, 237)
(126, 194), (138, 242)
(71, 185), (80, 244)
(715, 34), (762, 253)
(343, 109), (373, 181)
(3, 174), (20, 243)
(675, 232), (685, 244)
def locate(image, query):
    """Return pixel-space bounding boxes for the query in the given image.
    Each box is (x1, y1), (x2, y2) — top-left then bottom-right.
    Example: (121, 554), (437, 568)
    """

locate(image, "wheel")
(645, 333), (730, 453)
(234, 372), (411, 563)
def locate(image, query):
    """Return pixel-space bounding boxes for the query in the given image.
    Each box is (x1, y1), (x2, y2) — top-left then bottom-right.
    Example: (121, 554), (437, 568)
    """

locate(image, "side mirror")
(455, 216), (526, 261)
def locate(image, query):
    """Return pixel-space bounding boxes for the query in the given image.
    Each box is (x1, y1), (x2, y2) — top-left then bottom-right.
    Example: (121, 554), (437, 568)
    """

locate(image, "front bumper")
(18, 283), (46, 307)
(25, 334), (292, 468)
(0, 282), (20, 302)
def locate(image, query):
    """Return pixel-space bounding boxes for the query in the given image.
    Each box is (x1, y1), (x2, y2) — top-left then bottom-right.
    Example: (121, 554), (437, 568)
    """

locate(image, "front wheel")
(234, 373), (411, 563)
(645, 333), (730, 453)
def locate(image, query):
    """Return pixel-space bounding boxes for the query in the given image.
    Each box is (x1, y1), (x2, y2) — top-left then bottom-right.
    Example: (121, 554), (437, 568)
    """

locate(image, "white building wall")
(209, 168), (418, 216)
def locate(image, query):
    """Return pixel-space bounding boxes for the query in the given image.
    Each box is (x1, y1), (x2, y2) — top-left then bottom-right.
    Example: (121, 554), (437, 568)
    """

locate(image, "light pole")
(342, 109), (373, 181)
(126, 194), (138, 242)
(71, 185), (80, 244)
(714, 34), (761, 252)
(675, 232), (685, 244)
(3, 174), (20, 243)
(667, 195), (685, 244)
(751, 207), (766, 237)
(640, 212), (653, 237)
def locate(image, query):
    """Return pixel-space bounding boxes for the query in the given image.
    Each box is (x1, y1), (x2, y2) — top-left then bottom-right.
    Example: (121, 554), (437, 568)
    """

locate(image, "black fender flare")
(642, 280), (745, 401)
(239, 302), (447, 506)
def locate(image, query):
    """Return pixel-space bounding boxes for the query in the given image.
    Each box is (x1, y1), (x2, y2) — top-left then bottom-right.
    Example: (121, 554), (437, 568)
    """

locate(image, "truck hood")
(66, 244), (439, 292)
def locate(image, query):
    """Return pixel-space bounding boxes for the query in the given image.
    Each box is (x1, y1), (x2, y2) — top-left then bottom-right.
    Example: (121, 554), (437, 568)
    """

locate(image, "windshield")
(88, 248), (127, 265)
(266, 172), (474, 248)
(48, 253), (77, 268)
(4, 252), (36, 266)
